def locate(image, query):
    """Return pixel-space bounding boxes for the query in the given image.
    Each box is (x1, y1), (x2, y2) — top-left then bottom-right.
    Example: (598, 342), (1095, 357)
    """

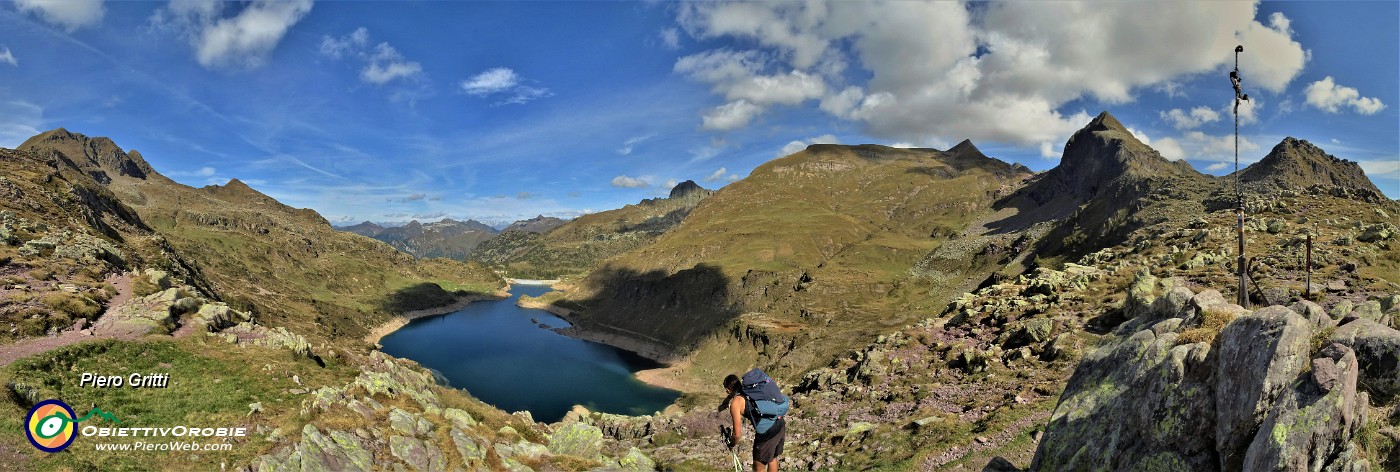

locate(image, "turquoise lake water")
(378, 285), (680, 423)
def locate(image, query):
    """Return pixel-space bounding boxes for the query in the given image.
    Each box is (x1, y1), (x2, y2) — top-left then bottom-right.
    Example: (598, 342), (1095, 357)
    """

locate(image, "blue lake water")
(378, 285), (680, 423)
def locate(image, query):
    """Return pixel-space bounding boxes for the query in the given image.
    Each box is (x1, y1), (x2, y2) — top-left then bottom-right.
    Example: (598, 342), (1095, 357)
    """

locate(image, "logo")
(26, 399), (78, 452)
(24, 399), (121, 453)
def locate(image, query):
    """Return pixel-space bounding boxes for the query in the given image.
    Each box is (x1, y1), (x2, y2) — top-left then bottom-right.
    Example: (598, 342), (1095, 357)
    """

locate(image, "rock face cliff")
(1032, 278), (1393, 471)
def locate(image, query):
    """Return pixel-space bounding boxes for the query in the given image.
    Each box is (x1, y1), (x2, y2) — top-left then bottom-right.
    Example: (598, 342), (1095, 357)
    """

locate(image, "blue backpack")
(739, 368), (789, 434)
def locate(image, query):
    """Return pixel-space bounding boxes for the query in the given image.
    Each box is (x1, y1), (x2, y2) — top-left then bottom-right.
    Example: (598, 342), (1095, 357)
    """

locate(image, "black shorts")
(753, 418), (786, 464)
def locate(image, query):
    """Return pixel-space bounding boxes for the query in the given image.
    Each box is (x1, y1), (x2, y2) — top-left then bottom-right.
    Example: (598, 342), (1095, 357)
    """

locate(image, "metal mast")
(1231, 45), (1250, 307)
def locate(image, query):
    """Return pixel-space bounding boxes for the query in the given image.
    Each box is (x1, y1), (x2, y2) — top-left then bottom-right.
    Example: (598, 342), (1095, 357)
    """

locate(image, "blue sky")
(1, 1), (1395, 226)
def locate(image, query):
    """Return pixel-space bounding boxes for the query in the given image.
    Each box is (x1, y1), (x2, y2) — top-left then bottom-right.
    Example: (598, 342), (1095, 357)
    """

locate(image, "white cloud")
(664, 178), (678, 189)
(154, 0), (313, 70)
(1358, 159), (1400, 180)
(461, 67), (551, 105)
(0, 100), (44, 148)
(778, 133), (838, 156)
(659, 27), (680, 50)
(1205, 162), (1229, 172)
(1126, 127), (1152, 146)
(0, 47), (15, 66)
(319, 27), (367, 59)
(14, 0), (105, 32)
(689, 143), (724, 162)
(1155, 130), (1259, 163)
(462, 68), (519, 95)
(197, 166), (216, 177)
(1039, 141), (1059, 158)
(618, 135), (653, 156)
(704, 167), (728, 182)
(1161, 106), (1221, 130)
(320, 28), (423, 85)
(675, 2), (1308, 149)
(1305, 76), (1387, 115)
(361, 43), (422, 85)
(1234, 96), (1261, 125)
(702, 99), (762, 131)
(610, 175), (650, 188)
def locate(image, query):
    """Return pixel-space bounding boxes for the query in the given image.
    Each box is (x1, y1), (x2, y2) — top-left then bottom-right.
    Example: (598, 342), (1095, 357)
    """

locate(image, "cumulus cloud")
(153, 0), (313, 70)
(1161, 106), (1221, 130)
(319, 28), (423, 85)
(1154, 130), (1259, 163)
(1358, 159), (1400, 180)
(702, 99), (763, 131)
(704, 167), (728, 182)
(674, 2), (1307, 150)
(461, 67), (551, 105)
(1305, 76), (1387, 115)
(14, 0), (104, 32)
(0, 47), (14, 66)
(611, 175), (650, 188)
(778, 133), (839, 156)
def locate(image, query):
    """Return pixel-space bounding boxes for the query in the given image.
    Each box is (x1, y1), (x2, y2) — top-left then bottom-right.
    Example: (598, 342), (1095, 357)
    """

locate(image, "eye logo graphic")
(25, 399), (77, 452)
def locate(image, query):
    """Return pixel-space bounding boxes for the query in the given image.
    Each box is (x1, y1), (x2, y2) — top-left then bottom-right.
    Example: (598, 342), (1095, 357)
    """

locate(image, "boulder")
(1242, 344), (1365, 471)
(1330, 319), (1400, 399)
(389, 435), (445, 472)
(614, 447), (656, 471)
(547, 421), (603, 458)
(1214, 306), (1313, 470)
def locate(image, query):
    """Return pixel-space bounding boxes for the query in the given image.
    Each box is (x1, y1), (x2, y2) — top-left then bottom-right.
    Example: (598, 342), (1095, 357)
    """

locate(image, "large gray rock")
(1242, 343), (1366, 472)
(547, 421), (603, 458)
(1330, 319), (1400, 399)
(389, 435), (445, 472)
(1214, 306), (1314, 471)
(1032, 329), (1217, 471)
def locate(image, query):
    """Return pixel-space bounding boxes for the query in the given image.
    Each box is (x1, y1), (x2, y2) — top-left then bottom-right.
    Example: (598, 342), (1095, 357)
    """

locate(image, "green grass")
(0, 337), (354, 471)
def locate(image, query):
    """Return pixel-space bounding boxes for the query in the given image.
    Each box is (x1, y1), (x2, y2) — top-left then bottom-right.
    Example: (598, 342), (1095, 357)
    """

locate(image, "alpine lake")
(378, 285), (680, 423)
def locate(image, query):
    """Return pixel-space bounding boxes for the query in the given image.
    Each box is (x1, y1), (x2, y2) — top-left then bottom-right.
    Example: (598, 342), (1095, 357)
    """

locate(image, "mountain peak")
(1021, 112), (1194, 207)
(18, 128), (154, 181)
(946, 139), (988, 160)
(1240, 137), (1384, 201)
(1087, 111), (1127, 133)
(669, 180), (708, 199)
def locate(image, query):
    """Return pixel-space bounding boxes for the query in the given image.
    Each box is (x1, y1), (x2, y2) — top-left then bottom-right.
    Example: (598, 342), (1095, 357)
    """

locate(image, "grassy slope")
(471, 193), (708, 279)
(556, 144), (1031, 382)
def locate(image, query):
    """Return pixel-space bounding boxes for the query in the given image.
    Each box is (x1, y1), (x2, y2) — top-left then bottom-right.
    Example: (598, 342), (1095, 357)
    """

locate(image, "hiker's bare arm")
(729, 396), (745, 446)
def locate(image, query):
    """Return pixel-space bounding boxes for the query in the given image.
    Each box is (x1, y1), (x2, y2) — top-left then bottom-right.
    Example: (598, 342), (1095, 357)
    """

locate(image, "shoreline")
(515, 296), (683, 366)
(505, 278), (560, 286)
(364, 289), (510, 346)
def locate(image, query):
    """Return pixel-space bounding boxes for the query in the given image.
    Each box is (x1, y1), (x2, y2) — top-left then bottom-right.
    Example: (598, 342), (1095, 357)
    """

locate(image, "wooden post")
(1305, 233), (1313, 301)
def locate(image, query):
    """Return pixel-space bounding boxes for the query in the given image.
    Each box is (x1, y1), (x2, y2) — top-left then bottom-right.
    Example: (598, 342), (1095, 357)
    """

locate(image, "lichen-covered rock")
(1214, 306), (1313, 470)
(1330, 319), (1400, 399)
(496, 440), (549, 461)
(615, 447), (656, 471)
(389, 435), (445, 472)
(1243, 344), (1365, 471)
(1032, 327), (1216, 471)
(389, 408), (432, 436)
(443, 408), (477, 430)
(258, 425), (372, 472)
(450, 427), (486, 465)
(548, 421), (603, 458)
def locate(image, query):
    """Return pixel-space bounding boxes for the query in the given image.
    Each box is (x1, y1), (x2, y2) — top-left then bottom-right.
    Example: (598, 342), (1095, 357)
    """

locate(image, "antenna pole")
(1231, 45), (1250, 308)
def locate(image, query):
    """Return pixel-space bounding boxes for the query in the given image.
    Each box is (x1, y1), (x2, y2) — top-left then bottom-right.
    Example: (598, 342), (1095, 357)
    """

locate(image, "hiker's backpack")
(739, 368), (789, 435)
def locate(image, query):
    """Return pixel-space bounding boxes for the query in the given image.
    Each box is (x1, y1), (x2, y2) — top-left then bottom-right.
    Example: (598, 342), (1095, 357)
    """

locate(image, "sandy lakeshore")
(364, 290), (510, 346)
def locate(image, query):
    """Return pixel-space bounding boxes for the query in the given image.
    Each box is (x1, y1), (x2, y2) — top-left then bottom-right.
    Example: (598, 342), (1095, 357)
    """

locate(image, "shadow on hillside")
(379, 282), (470, 313)
(560, 263), (738, 356)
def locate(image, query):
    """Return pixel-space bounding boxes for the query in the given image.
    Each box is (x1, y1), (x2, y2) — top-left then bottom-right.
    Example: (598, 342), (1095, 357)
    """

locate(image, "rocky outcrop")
(1031, 284), (1380, 472)
(1241, 137), (1385, 203)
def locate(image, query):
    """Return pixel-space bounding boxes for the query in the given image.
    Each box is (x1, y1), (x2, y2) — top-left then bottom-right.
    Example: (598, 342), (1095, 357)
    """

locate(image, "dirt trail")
(0, 273), (135, 367)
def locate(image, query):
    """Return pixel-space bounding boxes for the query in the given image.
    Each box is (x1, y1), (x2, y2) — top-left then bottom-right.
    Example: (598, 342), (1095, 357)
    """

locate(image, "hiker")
(721, 369), (789, 472)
